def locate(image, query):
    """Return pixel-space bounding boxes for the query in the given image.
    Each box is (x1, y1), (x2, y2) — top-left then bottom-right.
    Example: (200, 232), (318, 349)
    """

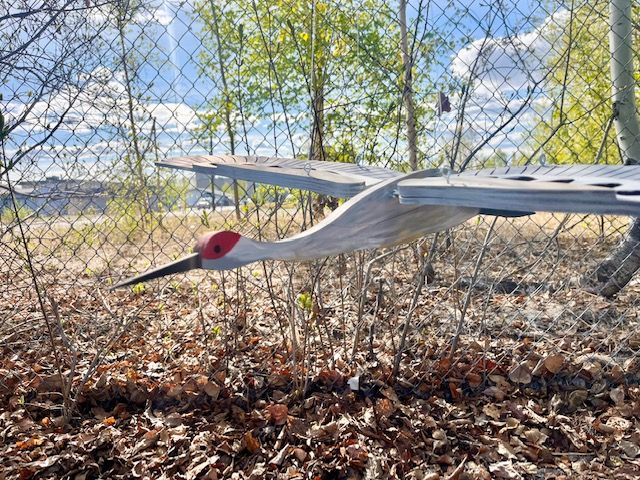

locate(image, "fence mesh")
(1, 0), (640, 478)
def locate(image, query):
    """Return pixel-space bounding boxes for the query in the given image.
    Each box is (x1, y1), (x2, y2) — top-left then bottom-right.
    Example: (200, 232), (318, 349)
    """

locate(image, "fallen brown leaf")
(376, 398), (395, 418)
(345, 443), (368, 468)
(509, 364), (532, 385)
(543, 354), (565, 374)
(102, 416), (116, 426)
(203, 381), (221, 399)
(243, 431), (261, 453)
(15, 436), (45, 450)
(610, 385), (625, 406)
(483, 403), (502, 420)
(466, 372), (483, 388)
(268, 404), (289, 425)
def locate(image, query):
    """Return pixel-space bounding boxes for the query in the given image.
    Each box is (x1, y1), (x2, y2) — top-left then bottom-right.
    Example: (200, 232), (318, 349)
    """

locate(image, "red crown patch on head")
(198, 231), (241, 260)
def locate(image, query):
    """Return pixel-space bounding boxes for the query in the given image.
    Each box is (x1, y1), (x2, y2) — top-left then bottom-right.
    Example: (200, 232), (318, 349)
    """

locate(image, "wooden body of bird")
(114, 156), (640, 287)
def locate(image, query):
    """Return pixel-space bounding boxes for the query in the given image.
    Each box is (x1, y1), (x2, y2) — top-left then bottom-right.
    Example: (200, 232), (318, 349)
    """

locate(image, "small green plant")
(0, 205), (33, 224)
(296, 292), (313, 313)
(200, 209), (210, 228)
(211, 325), (222, 337)
(131, 283), (146, 295)
(64, 223), (101, 251)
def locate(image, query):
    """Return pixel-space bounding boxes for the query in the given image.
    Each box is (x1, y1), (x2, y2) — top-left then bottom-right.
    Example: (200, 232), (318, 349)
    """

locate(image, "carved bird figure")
(115, 156), (640, 287)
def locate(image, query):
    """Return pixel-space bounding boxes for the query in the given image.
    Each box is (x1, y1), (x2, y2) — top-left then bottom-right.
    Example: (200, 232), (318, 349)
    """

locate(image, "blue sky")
(2, 0), (569, 180)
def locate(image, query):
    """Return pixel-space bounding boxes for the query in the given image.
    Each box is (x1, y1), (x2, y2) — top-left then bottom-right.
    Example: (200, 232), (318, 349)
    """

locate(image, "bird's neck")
(239, 234), (335, 264)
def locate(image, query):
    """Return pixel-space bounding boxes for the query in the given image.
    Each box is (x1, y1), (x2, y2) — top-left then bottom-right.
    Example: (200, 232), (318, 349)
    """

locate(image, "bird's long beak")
(112, 253), (201, 289)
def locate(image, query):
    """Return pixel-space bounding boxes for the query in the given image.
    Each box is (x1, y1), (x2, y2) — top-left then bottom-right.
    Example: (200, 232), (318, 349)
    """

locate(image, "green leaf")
(296, 292), (312, 312)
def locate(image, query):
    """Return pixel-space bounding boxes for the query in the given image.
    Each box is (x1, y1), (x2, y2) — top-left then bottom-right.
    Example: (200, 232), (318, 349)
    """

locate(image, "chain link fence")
(1, 0), (640, 477)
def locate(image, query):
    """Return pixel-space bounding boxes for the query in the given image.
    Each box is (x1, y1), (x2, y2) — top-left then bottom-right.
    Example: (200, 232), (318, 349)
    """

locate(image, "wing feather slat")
(191, 163), (366, 197)
(159, 156), (640, 215)
(399, 172), (640, 216)
(467, 164), (640, 181)
(157, 154), (398, 198)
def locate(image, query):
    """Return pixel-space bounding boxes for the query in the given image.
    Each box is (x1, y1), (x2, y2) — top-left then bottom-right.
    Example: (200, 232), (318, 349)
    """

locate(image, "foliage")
(250, 184), (291, 207)
(192, 0), (446, 168)
(131, 282), (146, 295)
(531, 1), (640, 165)
(0, 204), (33, 225)
(296, 291), (313, 312)
(94, 1), (188, 238)
(107, 170), (187, 243)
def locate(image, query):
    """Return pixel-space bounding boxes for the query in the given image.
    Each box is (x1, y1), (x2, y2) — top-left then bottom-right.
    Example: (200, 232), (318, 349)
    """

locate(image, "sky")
(1, 0), (573, 181)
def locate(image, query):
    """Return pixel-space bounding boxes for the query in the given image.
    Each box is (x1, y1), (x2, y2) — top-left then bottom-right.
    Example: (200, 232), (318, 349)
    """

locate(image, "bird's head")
(113, 230), (255, 288)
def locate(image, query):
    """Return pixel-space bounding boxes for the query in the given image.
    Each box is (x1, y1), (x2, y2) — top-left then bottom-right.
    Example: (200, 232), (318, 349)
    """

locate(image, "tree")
(95, 0), (187, 234)
(0, 1), (114, 179)
(0, 0), (122, 422)
(531, 1), (636, 165)
(102, 0), (157, 231)
(593, 0), (640, 297)
(193, 0), (444, 173)
(532, 0), (640, 296)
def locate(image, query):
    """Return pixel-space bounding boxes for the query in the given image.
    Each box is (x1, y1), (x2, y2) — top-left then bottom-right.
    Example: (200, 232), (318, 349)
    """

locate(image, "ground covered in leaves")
(2, 331), (640, 479)
(2, 213), (640, 479)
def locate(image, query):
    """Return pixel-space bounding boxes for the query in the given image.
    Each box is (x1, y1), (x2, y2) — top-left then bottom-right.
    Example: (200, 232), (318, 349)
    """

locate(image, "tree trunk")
(310, 83), (326, 162)
(590, 0), (640, 297)
(308, 2), (336, 215)
(116, 6), (151, 228)
(399, 0), (418, 171)
(310, 77), (337, 214)
(592, 220), (640, 297)
(209, 0), (241, 220)
(609, 0), (640, 162)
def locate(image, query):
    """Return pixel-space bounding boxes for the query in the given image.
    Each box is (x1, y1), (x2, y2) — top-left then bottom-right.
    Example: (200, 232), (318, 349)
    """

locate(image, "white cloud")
(88, 0), (190, 28)
(160, 0), (196, 7)
(432, 10), (572, 164)
(135, 7), (173, 27)
(452, 10), (569, 98)
(4, 65), (200, 140)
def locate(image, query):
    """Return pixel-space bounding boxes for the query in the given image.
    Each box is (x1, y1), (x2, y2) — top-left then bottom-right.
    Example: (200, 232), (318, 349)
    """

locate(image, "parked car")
(195, 194), (234, 209)
(215, 194), (233, 207)
(195, 198), (211, 209)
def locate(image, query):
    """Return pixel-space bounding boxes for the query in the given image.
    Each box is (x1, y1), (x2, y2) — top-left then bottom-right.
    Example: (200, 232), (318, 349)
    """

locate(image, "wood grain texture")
(465, 164), (640, 181)
(399, 172), (640, 216)
(157, 154), (398, 198)
(158, 155), (640, 216)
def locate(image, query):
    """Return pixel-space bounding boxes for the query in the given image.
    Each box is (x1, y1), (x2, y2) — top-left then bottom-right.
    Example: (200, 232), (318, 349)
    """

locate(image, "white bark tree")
(590, 0), (640, 297)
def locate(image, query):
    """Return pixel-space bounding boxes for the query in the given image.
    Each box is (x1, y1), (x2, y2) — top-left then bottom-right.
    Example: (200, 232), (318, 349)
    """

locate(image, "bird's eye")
(199, 230), (241, 260)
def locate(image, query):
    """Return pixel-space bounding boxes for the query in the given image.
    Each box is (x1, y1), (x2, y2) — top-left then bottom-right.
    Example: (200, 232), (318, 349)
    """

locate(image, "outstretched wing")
(398, 164), (640, 216)
(157, 155), (399, 198)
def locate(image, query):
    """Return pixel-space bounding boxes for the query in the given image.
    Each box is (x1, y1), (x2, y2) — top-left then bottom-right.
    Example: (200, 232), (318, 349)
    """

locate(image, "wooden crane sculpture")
(114, 155), (640, 287)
